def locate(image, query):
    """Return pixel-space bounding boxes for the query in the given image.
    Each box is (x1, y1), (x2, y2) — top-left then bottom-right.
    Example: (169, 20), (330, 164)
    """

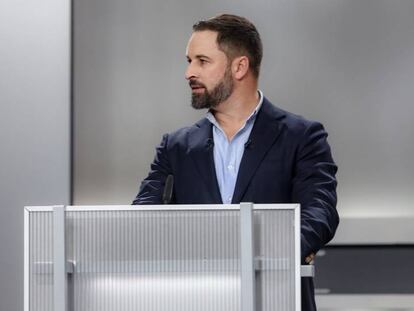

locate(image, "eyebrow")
(187, 54), (212, 61)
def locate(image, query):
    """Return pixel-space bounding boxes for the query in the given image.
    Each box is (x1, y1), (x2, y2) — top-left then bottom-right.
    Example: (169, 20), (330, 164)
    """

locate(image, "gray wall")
(73, 0), (414, 231)
(0, 1), (71, 310)
(1, 1), (414, 309)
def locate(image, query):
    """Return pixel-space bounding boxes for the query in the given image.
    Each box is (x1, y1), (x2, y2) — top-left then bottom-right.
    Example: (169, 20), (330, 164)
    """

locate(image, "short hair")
(192, 14), (263, 78)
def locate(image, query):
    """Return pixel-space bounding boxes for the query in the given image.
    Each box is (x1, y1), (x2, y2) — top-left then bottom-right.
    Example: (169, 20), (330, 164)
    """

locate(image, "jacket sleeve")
(132, 134), (172, 205)
(291, 121), (339, 261)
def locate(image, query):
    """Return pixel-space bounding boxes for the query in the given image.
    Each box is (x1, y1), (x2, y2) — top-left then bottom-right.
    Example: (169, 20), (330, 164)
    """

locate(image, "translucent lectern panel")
(66, 210), (241, 311)
(26, 206), (299, 311)
(29, 212), (54, 311)
(255, 210), (296, 311)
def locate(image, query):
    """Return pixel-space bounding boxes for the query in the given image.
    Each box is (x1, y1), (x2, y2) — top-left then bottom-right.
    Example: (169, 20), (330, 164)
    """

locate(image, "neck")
(212, 85), (259, 126)
(210, 83), (260, 141)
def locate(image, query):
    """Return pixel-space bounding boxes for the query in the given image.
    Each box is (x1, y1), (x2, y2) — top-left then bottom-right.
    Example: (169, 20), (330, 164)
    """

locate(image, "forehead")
(186, 30), (225, 58)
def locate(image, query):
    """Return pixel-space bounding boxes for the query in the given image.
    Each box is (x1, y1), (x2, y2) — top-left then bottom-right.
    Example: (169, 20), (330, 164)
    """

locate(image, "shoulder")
(261, 97), (325, 137)
(260, 97), (330, 149)
(159, 117), (210, 150)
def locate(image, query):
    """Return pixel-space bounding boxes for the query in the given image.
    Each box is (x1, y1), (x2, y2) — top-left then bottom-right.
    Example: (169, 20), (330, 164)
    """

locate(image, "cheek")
(212, 66), (227, 79)
(204, 69), (225, 86)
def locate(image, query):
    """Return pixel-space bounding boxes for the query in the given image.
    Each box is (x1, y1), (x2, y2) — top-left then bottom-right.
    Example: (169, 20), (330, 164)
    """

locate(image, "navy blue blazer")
(133, 97), (339, 311)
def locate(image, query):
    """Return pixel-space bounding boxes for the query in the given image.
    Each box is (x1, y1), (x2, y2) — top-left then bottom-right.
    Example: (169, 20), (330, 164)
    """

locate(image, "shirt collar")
(206, 90), (264, 127)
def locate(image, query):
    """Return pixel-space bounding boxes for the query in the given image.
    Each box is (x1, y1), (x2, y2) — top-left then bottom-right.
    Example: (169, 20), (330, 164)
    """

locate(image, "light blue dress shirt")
(205, 90), (264, 204)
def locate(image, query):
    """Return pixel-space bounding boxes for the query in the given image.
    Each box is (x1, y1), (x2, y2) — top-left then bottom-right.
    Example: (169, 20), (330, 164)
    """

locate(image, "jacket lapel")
(187, 118), (223, 203)
(232, 98), (286, 203)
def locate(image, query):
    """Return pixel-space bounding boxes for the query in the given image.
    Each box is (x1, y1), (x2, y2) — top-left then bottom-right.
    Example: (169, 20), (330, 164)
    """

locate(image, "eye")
(199, 59), (208, 65)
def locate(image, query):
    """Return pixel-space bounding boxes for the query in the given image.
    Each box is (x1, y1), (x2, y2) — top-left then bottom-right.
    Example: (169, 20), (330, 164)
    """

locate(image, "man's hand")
(305, 253), (315, 264)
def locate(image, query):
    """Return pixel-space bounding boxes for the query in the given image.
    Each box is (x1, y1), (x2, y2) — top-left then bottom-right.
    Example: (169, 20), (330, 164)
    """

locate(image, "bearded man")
(133, 14), (339, 311)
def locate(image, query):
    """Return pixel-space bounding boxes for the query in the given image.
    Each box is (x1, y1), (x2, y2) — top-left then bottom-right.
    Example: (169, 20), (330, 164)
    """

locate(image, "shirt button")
(227, 164), (233, 170)
(227, 196), (232, 203)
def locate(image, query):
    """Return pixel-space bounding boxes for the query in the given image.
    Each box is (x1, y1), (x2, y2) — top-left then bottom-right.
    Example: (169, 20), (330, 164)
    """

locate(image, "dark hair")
(193, 14), (263, 78)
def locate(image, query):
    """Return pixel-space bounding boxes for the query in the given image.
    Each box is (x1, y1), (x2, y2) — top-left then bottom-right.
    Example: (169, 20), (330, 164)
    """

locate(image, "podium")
(25, 204), (312, 311)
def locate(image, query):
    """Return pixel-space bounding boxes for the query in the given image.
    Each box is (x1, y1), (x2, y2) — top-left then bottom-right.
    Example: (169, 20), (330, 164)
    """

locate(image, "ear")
(232, 56), (249, 80)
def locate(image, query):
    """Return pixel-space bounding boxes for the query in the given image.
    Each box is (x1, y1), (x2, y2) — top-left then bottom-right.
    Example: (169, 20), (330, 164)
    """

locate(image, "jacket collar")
(187, 118), (222, 203)
(187, 97), (286, 204)
(232, 97), (286, 203)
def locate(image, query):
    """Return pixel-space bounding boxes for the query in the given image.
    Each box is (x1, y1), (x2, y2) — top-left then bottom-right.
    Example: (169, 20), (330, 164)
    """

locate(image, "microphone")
(162, 174), (174, 204)
(244, 139), (253, 149)
(205, 138), (214, 150)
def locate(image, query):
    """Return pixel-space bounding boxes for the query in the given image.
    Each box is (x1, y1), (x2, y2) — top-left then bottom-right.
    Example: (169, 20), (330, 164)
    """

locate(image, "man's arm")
(291, 121), (339, 262)
(132, 134), (172, 205)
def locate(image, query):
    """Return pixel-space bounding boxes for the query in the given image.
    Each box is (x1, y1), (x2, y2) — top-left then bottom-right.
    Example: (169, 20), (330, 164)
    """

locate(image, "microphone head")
(244, 139), (253, 149)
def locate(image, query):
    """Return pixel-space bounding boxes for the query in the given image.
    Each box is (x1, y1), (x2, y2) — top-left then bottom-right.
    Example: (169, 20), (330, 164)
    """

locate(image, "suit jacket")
(133, 97), (339, 311)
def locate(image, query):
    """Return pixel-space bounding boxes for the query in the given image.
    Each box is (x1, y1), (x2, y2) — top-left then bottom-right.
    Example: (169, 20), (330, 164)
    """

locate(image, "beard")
(190, 67), (234, 110)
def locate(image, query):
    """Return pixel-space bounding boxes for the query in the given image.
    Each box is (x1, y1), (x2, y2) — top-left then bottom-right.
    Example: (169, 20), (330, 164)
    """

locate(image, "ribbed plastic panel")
(255, 210), (296, 311)
(29, 212), (54, 311)
(26, 206), (298, 311)
(67, 210), (241, 311)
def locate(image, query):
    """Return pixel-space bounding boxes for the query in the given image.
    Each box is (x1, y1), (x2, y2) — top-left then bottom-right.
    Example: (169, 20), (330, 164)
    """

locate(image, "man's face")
(185, 31), (234, 109)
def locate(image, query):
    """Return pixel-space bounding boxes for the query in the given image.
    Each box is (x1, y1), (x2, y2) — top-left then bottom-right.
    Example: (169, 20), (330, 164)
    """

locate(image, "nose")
(185, 62), (197, 81)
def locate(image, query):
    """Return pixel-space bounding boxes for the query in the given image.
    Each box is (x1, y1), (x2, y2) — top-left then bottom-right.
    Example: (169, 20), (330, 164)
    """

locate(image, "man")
(133, 14), (338, 311)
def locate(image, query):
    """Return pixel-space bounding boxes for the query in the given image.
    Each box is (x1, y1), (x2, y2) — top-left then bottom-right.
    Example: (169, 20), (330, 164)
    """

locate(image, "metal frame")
(240, 202), (256, 311)
(294, 204), (301, 310)
(53, 205), (67, 311)
(25, 204), (299, 212)
(24, 207), (30, 311)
